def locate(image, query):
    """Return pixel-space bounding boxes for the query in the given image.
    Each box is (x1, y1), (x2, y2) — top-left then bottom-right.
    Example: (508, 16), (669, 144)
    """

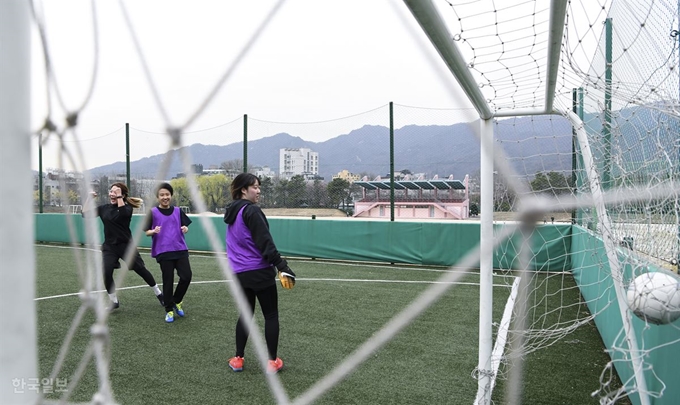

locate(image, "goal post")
(0, 0), (39, 404)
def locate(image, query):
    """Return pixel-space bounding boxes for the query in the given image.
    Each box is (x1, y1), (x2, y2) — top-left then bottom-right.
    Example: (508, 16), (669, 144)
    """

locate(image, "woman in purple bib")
(145, 182), (193, 323)
(224, 173), (296, 375)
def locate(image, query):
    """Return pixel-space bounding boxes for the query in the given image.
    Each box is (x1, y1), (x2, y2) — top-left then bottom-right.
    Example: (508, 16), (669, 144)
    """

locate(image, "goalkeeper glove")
(278, 266), (296, 290)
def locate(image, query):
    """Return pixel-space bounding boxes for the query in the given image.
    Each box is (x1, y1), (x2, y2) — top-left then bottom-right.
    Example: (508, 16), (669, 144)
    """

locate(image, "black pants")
(234, 282), (280, 360)
(102, 244), (157, 294)
(159, 257), (192, 312)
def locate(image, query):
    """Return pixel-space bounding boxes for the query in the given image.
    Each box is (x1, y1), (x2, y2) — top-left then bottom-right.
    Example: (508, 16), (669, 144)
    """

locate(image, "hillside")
(87, 116), (574, 180)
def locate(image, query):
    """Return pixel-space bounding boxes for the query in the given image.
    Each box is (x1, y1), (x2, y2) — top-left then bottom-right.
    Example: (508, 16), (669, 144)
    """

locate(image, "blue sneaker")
(165, 311), (174, 323)
(174, 301), (185, 317)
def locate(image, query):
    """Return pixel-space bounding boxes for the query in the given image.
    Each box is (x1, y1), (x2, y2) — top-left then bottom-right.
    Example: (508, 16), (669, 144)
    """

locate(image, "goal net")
(2, 0), (679, 404)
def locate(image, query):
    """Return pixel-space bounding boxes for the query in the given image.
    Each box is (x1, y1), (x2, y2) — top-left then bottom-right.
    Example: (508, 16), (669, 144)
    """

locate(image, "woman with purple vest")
(145, 182), (193, 323)
(224, 173), (296, 375)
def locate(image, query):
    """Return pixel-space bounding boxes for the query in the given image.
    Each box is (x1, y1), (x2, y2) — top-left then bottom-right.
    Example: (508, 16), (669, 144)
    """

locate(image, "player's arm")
(144, 211), (159, 236)
(243, 206), (295, 288)
(180, 210), (191, 234)
(81, 192), (99, 218)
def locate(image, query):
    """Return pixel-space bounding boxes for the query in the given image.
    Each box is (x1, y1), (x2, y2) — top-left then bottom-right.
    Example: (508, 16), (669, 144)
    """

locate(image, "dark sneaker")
(156, 293), (164, 306)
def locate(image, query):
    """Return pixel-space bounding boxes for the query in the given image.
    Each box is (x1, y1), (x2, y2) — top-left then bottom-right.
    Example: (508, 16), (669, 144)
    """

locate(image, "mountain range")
(87, 116), (575, 181)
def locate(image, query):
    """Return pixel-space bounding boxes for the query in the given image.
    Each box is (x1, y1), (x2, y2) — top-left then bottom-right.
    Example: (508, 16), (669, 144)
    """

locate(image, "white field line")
(36, 278), (511, 301)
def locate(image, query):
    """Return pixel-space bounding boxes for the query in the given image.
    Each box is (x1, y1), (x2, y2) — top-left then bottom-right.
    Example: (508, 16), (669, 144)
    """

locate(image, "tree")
(67, 189), (80, 205)
(327, 178), (350, 209)
(198, 174), (229, 212)
(287, 175), (307, 207)
(170, 178), (192, 211)
(273, 178), (289, 207)
(469, 202), (479, 216)
(258, 176), (275, 207)
(531, 171), (570, 195)
(307, 179), (328, 208)
(220, 159), (253, 177)
(33, 189), (49, 207)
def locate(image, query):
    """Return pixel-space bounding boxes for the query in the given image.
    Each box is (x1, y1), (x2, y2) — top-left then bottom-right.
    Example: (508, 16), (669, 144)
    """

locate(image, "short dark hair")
(230, 173), (259, 200)
(156, 182), (174, 196)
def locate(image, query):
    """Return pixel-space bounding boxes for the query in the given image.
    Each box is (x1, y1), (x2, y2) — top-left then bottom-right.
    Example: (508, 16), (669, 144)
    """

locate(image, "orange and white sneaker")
(228, 356), (244, 372)
(267, 357), (284, 374)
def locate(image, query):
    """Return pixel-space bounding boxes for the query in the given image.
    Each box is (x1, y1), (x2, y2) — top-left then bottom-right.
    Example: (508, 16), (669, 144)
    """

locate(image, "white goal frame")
(404, 1), (652, 404)
(0, 1), (39, 404)
(3, 0), (677, 404)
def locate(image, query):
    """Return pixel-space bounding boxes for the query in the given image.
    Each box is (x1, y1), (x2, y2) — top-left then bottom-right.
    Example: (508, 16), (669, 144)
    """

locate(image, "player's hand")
(152, 226), (161, 234)
(180, 225), (188, 234)
(278, 266), (296, 290)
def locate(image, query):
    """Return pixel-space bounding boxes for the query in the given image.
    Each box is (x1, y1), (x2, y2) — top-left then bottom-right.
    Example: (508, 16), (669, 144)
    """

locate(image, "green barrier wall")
(571, 225), (679, 405)
(35, 214), (570, 269)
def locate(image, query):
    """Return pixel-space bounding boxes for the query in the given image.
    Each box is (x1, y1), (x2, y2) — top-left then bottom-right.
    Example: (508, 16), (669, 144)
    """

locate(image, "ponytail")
(126, 196), (144, 209)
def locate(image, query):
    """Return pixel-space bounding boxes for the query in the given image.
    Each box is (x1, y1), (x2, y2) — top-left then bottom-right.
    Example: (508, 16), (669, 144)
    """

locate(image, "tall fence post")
(389, 102), (395, 221)
(602, 18), (613, 191)
(39, 133), (43, 213)
(571, 89), (577, 224)
(243, 114), (248, 173)
(125, 123), (130, 190)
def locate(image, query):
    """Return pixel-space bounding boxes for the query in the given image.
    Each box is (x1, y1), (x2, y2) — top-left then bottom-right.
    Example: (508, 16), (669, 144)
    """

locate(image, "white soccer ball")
(626, 272), (680, 325)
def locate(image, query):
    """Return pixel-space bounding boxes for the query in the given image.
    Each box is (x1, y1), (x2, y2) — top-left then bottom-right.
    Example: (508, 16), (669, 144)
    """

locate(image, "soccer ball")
(626, 272), (680, 325)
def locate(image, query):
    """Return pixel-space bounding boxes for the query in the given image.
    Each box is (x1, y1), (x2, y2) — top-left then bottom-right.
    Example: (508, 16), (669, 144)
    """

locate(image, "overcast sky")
(29, 0), (481, 172)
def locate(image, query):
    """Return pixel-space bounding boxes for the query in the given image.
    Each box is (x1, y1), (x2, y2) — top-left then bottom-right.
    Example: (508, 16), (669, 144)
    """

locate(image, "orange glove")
(278, 267), (296, 290)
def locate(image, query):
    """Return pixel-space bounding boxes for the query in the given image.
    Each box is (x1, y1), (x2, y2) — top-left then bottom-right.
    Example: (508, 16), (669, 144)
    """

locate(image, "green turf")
(35, 244), (628, 404)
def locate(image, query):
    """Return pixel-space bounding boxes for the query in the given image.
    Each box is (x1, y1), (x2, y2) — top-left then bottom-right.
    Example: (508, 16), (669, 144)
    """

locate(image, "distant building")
(202, 168), (227, 176)
(332, 169), (360, 183)
(353, 174), (470, 220)
(255, 166), (276, 179)
(34, 170), (83, 207)
(279, 148), (319, 180)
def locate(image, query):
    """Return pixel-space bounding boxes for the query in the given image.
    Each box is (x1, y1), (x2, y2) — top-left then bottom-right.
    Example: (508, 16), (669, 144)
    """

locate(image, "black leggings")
(159, 257), (192, 312)
(234, 283), (279, 360)
(102, 244), (157, 294)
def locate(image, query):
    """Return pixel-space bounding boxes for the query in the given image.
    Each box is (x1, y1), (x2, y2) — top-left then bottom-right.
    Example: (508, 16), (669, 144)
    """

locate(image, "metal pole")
(243, 114), (248, 173)
(571, 89), (577, 224)
(389, 102), (395, 221)
(578, 87), (584, 225)
(39, 133), (43, 213)
(0, 0), (39, 402)
(603, 18), (613, 191)
(676, 0), (680, 270)
(125, 123), (130, 190)
(475, 118), (494, 404)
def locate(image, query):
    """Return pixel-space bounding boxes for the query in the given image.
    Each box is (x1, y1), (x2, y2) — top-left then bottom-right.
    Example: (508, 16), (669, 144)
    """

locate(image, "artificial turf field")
(33, 244), (627, 404)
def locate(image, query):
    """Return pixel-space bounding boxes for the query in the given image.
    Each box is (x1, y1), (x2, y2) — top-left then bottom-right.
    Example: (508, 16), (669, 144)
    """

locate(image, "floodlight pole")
(243, 114), (248, 173)
(0, 1), (39, 403)
(39, 133), (44, 213)
(389, 102), (395, 221)
(602, 18), (613, 191)
(125, 123), (131, 191)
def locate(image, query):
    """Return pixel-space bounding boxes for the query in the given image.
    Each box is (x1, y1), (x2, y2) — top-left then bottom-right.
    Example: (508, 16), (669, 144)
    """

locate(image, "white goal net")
(2, 0), (679, 404)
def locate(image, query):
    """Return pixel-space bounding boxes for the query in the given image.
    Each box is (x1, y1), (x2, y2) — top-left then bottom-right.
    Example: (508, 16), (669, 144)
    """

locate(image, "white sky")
(30, 0), (478, 172)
